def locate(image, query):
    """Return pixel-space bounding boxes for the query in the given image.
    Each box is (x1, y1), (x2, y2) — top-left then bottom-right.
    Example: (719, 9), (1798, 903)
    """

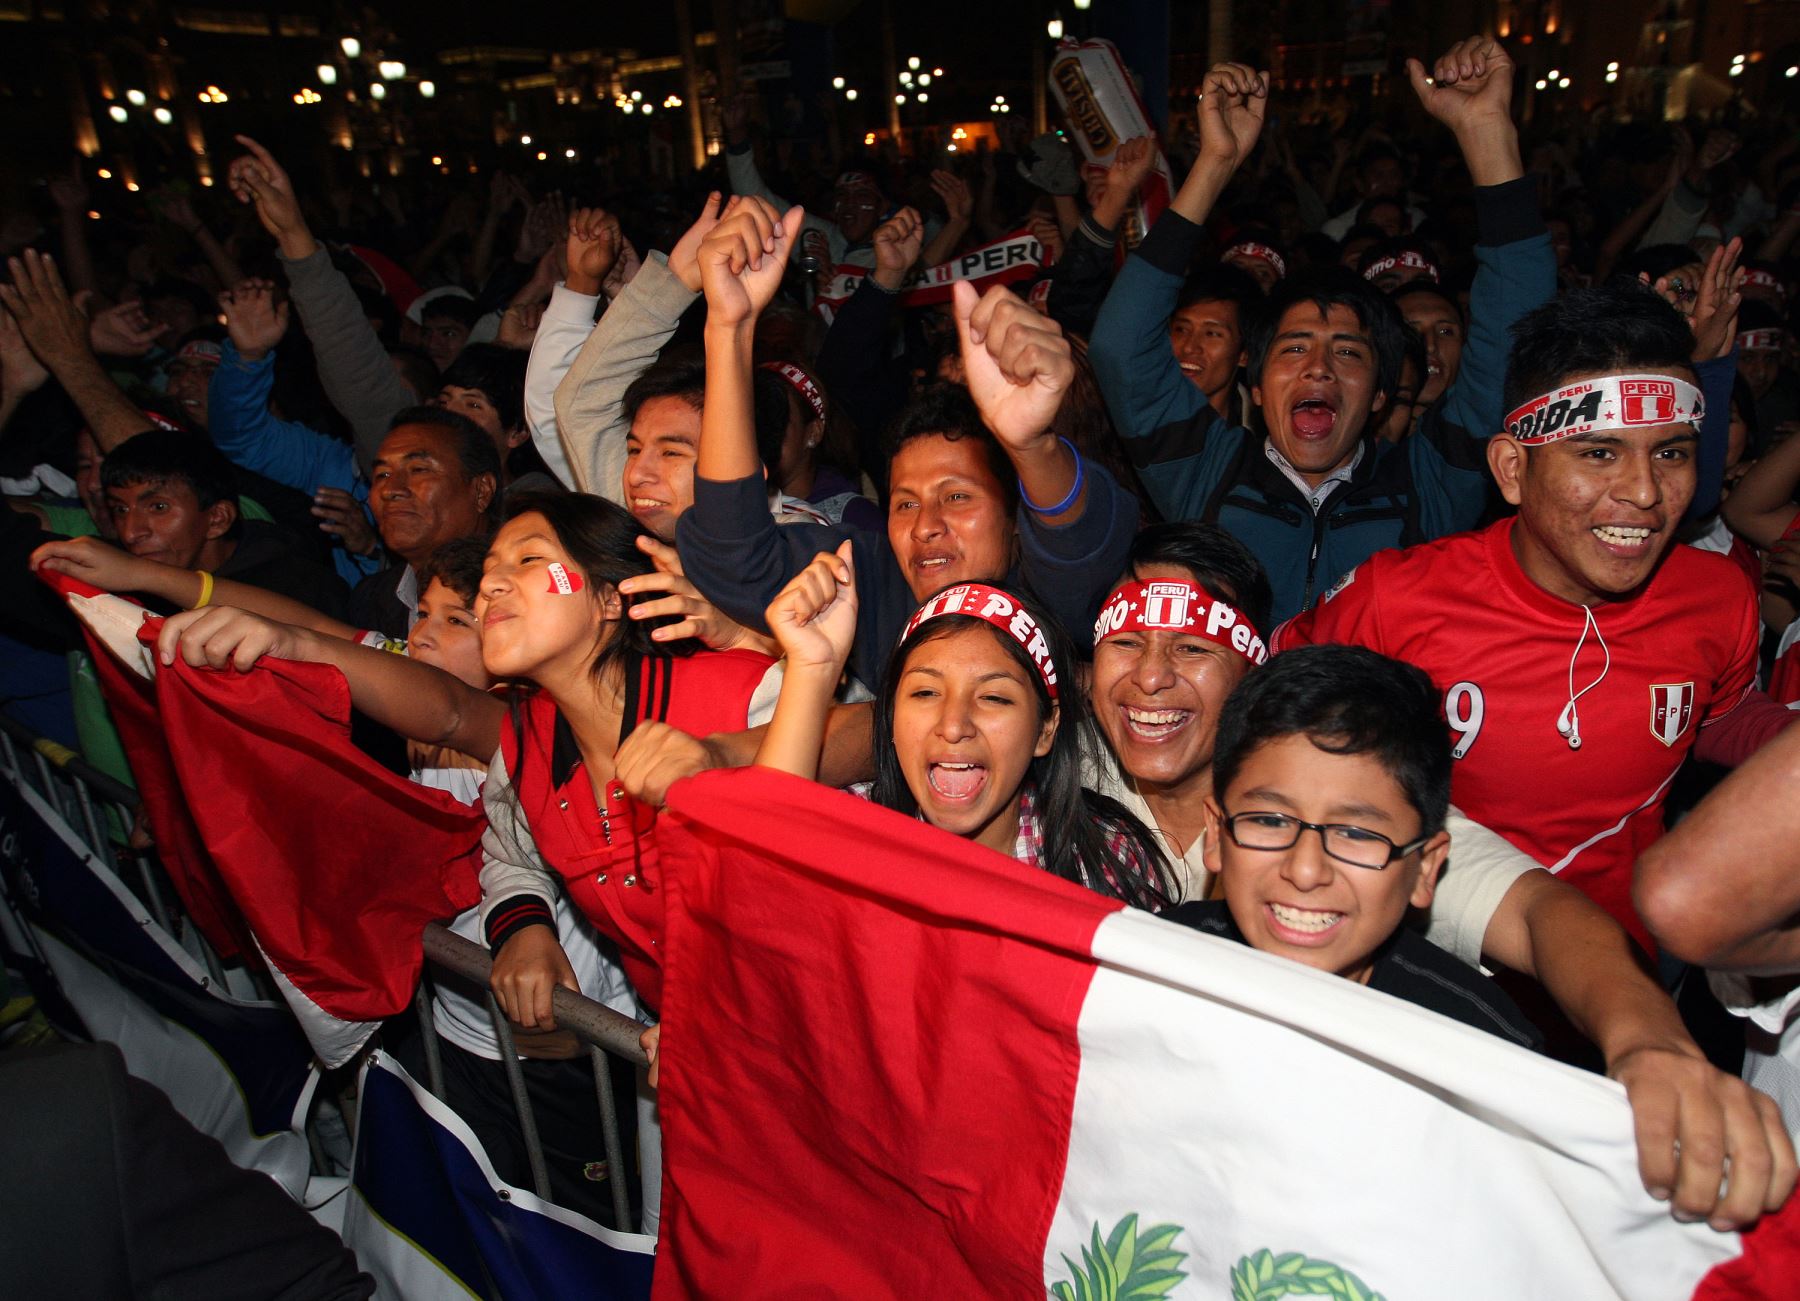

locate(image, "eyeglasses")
(1220, 810), (1429, 871)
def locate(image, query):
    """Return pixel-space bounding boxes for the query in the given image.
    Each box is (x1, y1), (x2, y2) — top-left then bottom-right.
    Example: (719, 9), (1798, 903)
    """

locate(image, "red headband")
(759, 361), (828, 423)
(1739, 328), (1786, 353)
(1363, 250), (1439, 284)
(1093, 579), (1268, 666)
(901, 583), (1059, 699)
(1224, 241), (1286, 280)
(1743, 269), (1786, 297)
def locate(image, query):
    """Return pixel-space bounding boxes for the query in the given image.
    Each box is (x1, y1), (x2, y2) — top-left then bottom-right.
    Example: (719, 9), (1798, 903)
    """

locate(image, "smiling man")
(1274, 283), (1796, 951)
(1089, 39), (1554, 622)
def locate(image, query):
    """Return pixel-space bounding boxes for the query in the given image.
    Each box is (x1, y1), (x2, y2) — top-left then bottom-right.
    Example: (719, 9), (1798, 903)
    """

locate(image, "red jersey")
(1274, 519), (1758, 951)
(499, 648), (777, 1011)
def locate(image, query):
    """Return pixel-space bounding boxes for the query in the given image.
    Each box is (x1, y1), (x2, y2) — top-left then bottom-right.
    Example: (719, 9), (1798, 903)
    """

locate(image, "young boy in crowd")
(1163, 644), (1542, 1049)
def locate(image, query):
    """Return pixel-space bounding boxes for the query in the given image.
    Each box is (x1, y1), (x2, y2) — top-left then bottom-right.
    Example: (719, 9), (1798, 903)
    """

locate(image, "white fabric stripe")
(1043, 909), (1738, 1300)
(1548, 767), (1678, 873)
(253, 933), (379, 1070)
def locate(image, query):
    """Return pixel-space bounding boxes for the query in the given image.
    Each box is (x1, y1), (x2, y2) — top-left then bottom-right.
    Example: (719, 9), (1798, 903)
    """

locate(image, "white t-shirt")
(1709, 970), (1800, 1138)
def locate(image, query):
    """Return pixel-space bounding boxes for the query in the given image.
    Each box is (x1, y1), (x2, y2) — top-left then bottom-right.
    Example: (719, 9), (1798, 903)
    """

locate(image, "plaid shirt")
(850, 781), (1167, 909)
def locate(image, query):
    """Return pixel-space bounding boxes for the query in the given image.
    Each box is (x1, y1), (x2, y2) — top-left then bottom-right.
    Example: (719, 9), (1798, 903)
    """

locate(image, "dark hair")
(440, 343), (527, 432)
(383, 404), (503, 522)
(1125, 522), (1273, 639)
(1611, 243), (1702, 287)
(1356, 195), (1407, 229)
(1176, 263), (1262, 320)
(419, 295), (482, 329)
(1502, 283), (1695, 417)
(143, 278), (215, 318)
(871, 582), (1173, 910)
(418, 536), (492, 606)
(1246, 267), (1410, 404)
(1737, 299), (1785, 336)
(621, 357), (706, 428)
(1212, 644), (1450, 838)
(752, 367), (798, 478)
(499, 491), (700, 688)
(1390, 278), (1464, 326)
(101, 429), (237, 514)
(388, 346), (439, 402)
(887, 383), (1020, 513)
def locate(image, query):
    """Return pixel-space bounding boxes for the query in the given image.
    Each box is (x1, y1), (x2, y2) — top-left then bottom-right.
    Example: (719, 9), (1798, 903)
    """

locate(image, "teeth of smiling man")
(1592, 525), (1652, 545)
(1124, 707), (1190, 736)
(1269, 903), (1342, 933)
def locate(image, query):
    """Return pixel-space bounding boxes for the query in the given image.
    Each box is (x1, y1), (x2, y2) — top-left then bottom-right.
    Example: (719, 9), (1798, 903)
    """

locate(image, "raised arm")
(0, 251), (154, 453)
(1722, 405), (1800, 547)
(522, 207), (621, 488)
(753, 544), (859, 780)
(228, 136), (415, 474)
(552, 193), (723, 498)
(154, 606), (504, 761)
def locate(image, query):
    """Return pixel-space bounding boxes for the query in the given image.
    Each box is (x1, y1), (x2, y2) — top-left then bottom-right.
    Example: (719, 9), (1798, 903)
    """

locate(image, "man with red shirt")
(1276, 283), (1793, 952)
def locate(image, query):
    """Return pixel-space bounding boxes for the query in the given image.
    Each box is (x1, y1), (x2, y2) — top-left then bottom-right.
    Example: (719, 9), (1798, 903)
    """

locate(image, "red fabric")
(1275, 519), (1759, 952)
(1693, 1197), (1800, 1299)
(1691, 690), (1799, 766)
(40, 572), (252, 959)
(345, 244), (424, 313)
(149, 644), (483, 1021)
(653, 766), (1120, 1300)
(500, 649), (774, 1014)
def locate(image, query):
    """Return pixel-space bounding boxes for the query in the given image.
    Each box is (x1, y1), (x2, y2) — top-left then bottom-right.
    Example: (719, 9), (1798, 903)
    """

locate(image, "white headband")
(1505, 373), (1704, 445)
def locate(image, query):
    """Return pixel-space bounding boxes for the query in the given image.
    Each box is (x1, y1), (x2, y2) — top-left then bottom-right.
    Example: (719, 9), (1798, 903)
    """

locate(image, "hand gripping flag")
(39, 571), (485, 1066)
(651, 767), (1800, 1300)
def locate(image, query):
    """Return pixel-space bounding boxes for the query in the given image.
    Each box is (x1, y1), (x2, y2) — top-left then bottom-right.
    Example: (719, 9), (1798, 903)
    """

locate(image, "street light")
(108, 105), (128, 123)
(318, 63), (338, 85)
(833, 76), (845, 89)
(126, 88), (147, 106)
(1074, 0), (1090, 7)
(917, 92), (929, 103)
(340, 36), (361, 58)
(369, 81), (386, 100)
(378, 60), (405, 80)
(845, 88), (858, 101)
(153, 106), (173, 124)
(908, 56), (921, 70)
(895, 93), (907, 104)
(1047, 17), (1064, 38)
(419, 80), (435, 98)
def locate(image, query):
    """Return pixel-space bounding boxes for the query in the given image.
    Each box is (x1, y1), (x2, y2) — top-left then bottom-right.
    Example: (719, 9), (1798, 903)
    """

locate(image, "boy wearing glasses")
(1165, 644), (1543, 1047)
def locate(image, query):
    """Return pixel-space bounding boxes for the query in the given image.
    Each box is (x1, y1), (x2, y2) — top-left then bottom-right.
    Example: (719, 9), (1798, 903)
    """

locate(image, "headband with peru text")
(1223, 241), (1286, 280)
(902, 583), (1059, 699)
(1363, 250), (1439, 284)
(1739, 329), (1787, 353)
(1504, 373), (1704, 445)
(1743, 269), (1787, 297)
(1094, 579), (1269, 666)
(759, 361), (828, 423)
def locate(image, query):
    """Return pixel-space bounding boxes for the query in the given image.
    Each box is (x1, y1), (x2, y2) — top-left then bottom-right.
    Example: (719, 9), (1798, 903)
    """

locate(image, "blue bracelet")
(1018, 437), (1083, 515)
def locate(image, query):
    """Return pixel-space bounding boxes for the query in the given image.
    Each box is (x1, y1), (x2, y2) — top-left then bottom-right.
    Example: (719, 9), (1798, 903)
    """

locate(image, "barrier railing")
(0, 709), (649, 1236)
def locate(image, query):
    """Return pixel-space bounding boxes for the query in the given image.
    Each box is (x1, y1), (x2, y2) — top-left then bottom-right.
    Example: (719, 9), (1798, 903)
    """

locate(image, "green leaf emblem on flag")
(1227, 1248), (1387, 1301)
(1051, 1214), (1188, 1301)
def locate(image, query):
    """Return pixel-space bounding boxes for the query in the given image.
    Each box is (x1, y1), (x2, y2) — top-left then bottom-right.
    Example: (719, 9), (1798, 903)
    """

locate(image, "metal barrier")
(0, 710), (650, 1236)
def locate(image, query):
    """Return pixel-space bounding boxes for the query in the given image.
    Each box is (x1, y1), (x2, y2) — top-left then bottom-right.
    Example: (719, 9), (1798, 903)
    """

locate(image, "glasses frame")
(1220, 810), (1429, 871)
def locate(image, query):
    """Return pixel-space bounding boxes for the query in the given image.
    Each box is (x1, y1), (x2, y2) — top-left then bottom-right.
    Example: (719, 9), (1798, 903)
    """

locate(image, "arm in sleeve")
(1018, 454), (1141, 639)
(1685, 352), (1735, 523)
(1089, 211), (1211, 446)
(1694, 574), (1793, 765)
(477, 746), (559, 951)
(552, 252), (696, 502)
(1420, 808), (1541, 968)
(677, 473), (901, 690)
(524, 283), (601, 490)
(1041, 215), (1121, 341)
(278, 246), (417, 477)
(206, 342), (362, 499)
(725, 144), (789, 209)
(1268, 555), (1385, 653)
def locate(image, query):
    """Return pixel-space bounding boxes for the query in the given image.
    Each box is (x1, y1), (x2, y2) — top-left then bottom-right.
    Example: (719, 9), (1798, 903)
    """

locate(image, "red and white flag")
(813, 229), (1045, 322)
(652, 768), (1800, 1300)
(40, 574), (485, 1066)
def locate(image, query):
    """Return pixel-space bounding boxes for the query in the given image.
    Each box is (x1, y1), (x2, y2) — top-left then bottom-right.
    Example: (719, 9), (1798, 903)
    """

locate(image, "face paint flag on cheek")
(546, 562), (584, 595)
(902, 583), (1060, 699)
(1503, 373), (1704, 446)
(1093, 579), (1269, 666)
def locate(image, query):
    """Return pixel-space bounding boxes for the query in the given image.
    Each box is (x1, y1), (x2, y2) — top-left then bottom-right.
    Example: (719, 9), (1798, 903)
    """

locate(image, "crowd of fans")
(5, 30), (1800, 1256)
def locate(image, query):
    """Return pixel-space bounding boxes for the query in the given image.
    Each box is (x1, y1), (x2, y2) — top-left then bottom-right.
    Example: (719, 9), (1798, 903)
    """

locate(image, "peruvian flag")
(652, 768), (1800, 1300)
(40, 573), (484, 1066)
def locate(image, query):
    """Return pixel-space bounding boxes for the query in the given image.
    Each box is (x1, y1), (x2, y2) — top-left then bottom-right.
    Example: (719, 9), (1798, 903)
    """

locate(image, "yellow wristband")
(195, 571), (215, 609)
